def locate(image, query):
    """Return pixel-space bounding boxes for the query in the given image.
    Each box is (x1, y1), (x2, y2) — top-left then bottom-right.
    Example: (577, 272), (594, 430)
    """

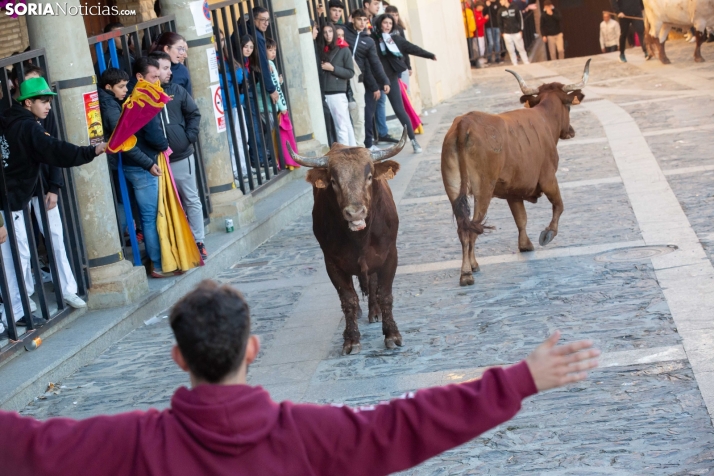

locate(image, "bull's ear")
(306, 169), (329, 188)
(567, 91), (585, 105)
(374, 160), (400, 180)
(520, 95), (539, 108)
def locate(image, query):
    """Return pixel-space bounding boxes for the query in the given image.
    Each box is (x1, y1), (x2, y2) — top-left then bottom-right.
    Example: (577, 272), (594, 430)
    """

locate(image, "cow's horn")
(562, 58), (591, 92)
(286, 141), (328, 168)
(506, 69), (539, 96)
(370, 126), (408, 162)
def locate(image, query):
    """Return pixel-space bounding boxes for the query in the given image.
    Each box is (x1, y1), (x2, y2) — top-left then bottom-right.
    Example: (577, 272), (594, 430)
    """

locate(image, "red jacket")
(474, 10), (489, 37)
(0, 362), (537, 476)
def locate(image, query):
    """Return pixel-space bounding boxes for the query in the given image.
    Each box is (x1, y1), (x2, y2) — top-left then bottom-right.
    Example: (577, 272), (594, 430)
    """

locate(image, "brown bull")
(288, 130), (407, 355)
(442, 60), (590, 286)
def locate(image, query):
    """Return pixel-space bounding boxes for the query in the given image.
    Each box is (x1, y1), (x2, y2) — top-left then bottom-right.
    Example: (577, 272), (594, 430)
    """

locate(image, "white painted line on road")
(396, 240), (644, 276)
(399, 176), (624, 206)
(663, 165), (714, 177)
(585, 98), (714, 421)
(618, 93), (701, 107)
(642, 123), (714, 137)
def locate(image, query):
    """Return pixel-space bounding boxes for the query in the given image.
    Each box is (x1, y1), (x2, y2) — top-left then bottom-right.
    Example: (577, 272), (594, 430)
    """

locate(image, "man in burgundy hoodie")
(0, 280), (599, 476)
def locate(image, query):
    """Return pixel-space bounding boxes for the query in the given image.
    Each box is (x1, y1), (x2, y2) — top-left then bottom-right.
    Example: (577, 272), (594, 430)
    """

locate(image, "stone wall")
(0, 15), (30, 59)
(115, 0), (156, 25)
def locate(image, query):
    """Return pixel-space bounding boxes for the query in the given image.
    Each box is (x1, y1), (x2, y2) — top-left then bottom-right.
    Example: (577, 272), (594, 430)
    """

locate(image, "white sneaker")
(64, 293), (87, 309)
(369, 145), (381, 152)
(411, 139), (423, 153)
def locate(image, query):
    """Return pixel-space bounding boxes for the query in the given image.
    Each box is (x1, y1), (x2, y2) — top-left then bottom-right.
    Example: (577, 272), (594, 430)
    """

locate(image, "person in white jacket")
(600, 11), (621, 53)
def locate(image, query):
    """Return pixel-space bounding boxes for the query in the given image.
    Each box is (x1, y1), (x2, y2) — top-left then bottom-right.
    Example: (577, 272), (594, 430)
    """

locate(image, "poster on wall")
(82, 90), (104, 146)
(206, 47), (219, 84)
(189, 0), (213, 37)
(210, 84), (226, 133)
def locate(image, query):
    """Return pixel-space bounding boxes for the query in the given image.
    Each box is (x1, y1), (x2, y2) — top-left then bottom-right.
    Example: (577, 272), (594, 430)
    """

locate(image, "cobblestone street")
(19, 41), (714, 474)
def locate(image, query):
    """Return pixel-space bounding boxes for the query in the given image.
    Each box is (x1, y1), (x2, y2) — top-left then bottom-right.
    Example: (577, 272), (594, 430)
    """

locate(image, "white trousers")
(0, 210), (33, 323)
(31, 197), (77, 298)
(348, 59), (366, 147)
(477, 36), (486, 57)
(503, 33), (530, 65)
(227, 107), (248, 177)
(171, 155), (205, 243)
(325, 93), (357, 147)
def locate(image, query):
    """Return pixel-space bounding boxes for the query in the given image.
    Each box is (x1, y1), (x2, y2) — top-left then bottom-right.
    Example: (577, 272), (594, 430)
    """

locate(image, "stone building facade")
(0, 15), (30, 59)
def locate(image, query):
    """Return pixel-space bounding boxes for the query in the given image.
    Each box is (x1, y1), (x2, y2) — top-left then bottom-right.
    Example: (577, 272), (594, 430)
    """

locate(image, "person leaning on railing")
(0, 78), (105, 338)
(540, 0), (564, 60)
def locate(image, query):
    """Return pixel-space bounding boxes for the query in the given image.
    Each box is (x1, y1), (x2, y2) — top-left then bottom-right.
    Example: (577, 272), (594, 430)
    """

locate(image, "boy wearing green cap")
(0, 77), (106, 337)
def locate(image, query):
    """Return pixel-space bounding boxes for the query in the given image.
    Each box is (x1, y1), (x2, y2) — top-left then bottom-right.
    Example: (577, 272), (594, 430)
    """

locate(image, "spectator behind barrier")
(541, 0), (564, 60)
(600, 11), (621, 53)
(149, 32), (192, 96)
(93, 22), (135, 78)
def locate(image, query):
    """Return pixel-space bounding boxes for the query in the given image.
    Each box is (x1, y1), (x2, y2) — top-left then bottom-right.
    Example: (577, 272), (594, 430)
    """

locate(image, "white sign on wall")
(210, 84), (226, 133)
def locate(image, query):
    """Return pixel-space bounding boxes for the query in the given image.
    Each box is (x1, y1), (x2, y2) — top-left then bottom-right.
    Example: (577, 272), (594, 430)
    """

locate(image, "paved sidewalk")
(18, 41), (714, 473)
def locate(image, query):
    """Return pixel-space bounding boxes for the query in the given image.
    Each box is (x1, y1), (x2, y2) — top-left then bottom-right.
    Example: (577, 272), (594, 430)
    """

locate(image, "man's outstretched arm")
(293, 332), (599, 476)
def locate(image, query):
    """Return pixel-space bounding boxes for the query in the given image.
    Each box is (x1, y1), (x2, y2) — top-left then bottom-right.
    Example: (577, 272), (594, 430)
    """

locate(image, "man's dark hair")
(10, 62), (44, 88)
(265, 38), (277, 49)
(133, 56), (160, 77)
(170, 280), (251, 383)
(252, 6), (269, 17)
(103, 22), (125, 33)
(351, 8), (368, 19)
(328, 0), (345, 9)
(149, 51), (172, 63)
(99, 68), (130, 89)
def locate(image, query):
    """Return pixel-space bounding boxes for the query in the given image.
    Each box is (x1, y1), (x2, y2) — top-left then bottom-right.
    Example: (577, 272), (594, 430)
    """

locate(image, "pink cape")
(399, 80), (422, 131)
(279, 113), (300, 168)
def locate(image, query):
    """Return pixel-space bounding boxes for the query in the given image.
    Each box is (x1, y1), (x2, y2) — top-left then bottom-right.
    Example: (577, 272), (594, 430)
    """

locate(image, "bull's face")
(287, 129), (407, 232)
(508, 59), (590, 141)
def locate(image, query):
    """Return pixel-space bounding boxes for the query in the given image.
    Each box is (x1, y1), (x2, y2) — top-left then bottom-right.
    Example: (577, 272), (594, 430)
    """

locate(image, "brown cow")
(441, 60), (590, 286)
(287, 129), (407, 355)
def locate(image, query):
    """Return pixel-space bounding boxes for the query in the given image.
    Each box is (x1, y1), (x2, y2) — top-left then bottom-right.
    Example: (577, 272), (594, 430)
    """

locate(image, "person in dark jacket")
(149, 32), (192, 96)
(540, 0), (564, 60)
(149, 52), (207, 260)
(0, 279), (600, 475)
(93, 22), (135, 78)
(8, 64), (88, 311)
(0, 78), (104, 335)
(343, 9), (391, 150)
(372, 13), (436, 153)
(497, 0), (530, 65)
(484, 0), (503, 63)
(317, 23), (356, 146)
(120, 57), (172, 278)
(611, 0), (649, 62)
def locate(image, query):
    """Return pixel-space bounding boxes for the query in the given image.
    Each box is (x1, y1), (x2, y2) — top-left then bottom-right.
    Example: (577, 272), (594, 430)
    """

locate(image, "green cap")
(17, 77), (58, 102)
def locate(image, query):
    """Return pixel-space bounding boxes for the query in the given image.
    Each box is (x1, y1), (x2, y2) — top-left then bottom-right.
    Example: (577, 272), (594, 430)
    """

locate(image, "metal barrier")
(210, 0), (292, 194)
(0, 49), (89, 355)
(87, 15), (213, 265)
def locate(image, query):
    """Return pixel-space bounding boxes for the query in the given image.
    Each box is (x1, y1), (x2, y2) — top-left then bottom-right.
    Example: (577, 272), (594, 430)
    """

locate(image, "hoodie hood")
(170, 384), (280, 456)
(2, 100), (36, 128)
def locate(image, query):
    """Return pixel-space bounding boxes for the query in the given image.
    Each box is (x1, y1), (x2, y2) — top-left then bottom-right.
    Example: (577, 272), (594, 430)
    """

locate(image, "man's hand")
(618, 12), (624, 18)
(0, 225), (7, 244)
(312, 25), (319, 40)
(45, 192), (58, 211)
(279, 74), (284, 84)
(432, 56), (438, 61)
(543, 36), (548, 43)
(409, 69), (413, 76)
(373, 90), (381, 100)
(321, 62), (335, 71)
(384, 85), (391, 94)
(270, 90), (279, 104)
(602, 48), (606, 53)
(149, 164), (162, 177)
(525, 330), (600, 392)
(95, 142), (107, 155)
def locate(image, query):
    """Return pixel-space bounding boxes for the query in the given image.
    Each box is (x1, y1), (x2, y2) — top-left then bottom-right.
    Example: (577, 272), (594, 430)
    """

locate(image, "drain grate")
(594, 245), (678, 263)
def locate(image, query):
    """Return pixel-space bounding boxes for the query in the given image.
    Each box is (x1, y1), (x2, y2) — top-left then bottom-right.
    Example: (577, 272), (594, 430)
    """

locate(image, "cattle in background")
(288, 130), (407, 355)
(441, 60), (590, 286)
(643, 0), (714, 63)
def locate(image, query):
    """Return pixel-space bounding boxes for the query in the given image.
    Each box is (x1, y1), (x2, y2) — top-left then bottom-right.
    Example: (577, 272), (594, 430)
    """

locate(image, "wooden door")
(81, 0), (119, 37)
(552, 0), (612, 58)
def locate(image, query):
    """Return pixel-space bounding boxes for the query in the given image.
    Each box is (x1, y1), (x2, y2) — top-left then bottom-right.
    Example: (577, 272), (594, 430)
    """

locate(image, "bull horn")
(370, 126), (408, 162)
(562, 58), (591, 92)
(286, 141), (328, 168)
(506, 69), (539, 96)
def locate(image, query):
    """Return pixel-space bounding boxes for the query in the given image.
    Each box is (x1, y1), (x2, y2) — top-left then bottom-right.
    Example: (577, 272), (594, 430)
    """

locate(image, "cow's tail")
(450, 120), (488, 236)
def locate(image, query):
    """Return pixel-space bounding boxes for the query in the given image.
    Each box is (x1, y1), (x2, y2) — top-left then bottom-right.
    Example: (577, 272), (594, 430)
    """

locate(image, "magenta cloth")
(279, 113), (300, 168)
(399, 79), (422, 131)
